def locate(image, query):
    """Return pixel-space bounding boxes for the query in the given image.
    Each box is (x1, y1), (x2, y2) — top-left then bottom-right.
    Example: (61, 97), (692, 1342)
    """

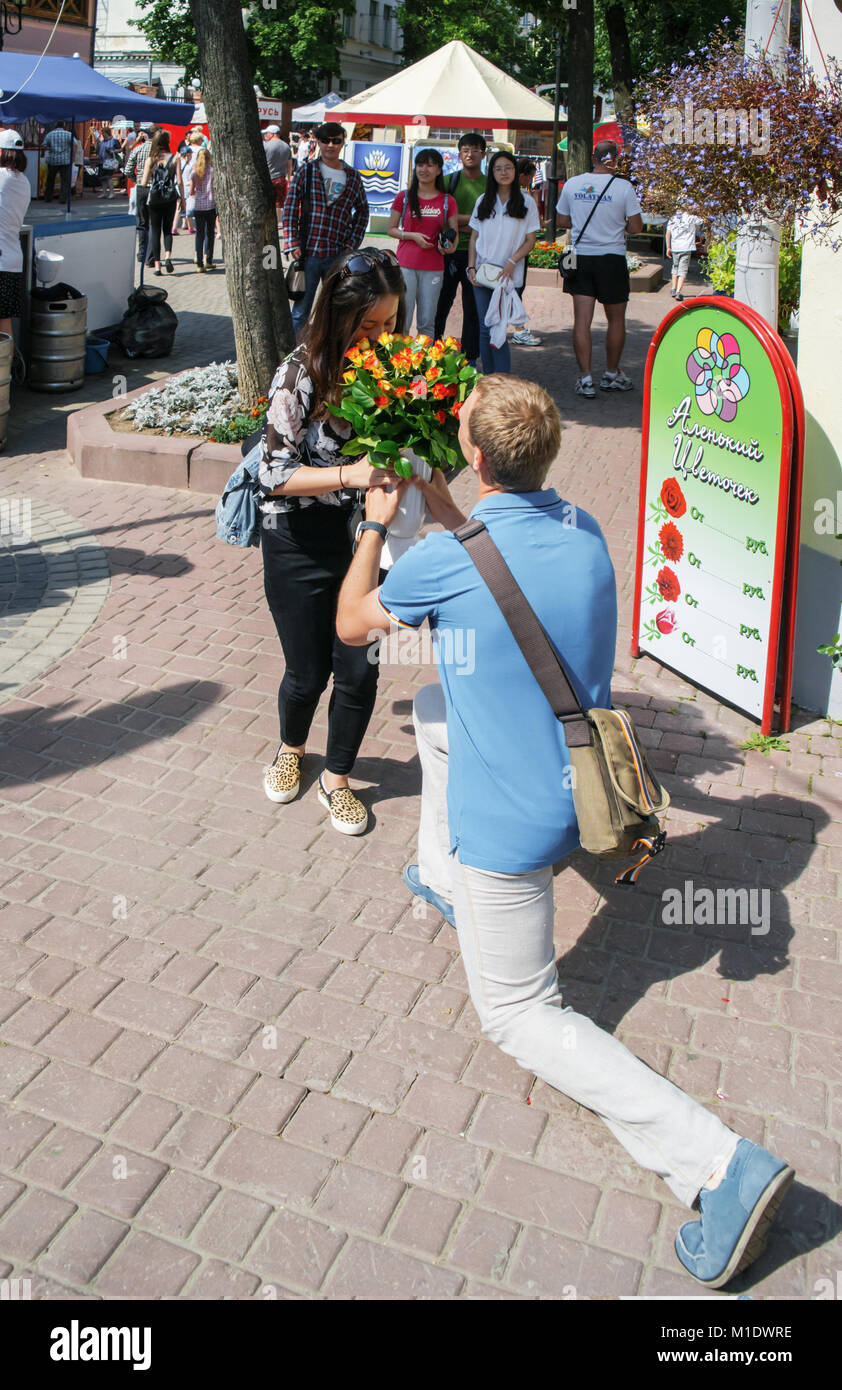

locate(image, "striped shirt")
(124, 138), (152, 181)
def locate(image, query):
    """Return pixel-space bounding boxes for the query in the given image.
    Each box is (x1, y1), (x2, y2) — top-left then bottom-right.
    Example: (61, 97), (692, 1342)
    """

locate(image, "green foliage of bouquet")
(329, 332), (480, 477)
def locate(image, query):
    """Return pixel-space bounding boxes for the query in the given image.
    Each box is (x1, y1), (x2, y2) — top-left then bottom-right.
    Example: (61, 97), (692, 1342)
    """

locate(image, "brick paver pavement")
(0, 245), (839, 1300)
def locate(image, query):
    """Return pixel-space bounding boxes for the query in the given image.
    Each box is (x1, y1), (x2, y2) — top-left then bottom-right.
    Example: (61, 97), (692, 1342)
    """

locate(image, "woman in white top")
(467, 151), (540, 374)
(0, 130), (31, 339)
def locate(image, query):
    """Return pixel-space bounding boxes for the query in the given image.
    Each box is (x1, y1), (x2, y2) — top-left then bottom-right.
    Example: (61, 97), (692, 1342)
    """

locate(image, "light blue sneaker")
(675, 1139), (795, 1288)
(402, 864), (455, 928)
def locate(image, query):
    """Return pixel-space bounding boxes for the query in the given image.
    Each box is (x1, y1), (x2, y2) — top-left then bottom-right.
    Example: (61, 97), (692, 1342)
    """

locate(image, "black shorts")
(563, 252), (630, 304)
(0, 271), (23, 319)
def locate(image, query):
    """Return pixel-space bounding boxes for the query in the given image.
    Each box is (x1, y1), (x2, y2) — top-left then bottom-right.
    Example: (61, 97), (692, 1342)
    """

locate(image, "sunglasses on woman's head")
(340, 248), (400, 278)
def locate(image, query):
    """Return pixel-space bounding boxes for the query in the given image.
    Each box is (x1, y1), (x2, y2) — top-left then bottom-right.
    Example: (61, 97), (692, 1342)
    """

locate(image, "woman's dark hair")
(0, 149), (27, 174)
(476, 150), (527, 221)
(407, 148), (444, 219)
(149, 130), (171, 158)
(301, 249), (406, 417)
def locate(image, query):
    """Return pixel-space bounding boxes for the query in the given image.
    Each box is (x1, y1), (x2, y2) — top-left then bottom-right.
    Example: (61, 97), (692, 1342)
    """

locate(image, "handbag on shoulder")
(454, 517), (669, 885)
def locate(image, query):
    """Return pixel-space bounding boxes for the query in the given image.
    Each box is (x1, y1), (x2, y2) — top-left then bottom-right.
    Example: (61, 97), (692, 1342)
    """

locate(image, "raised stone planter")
(630, 259), (665, 293)
(525, 259), (664, 292)
(68, 378), (241, 494)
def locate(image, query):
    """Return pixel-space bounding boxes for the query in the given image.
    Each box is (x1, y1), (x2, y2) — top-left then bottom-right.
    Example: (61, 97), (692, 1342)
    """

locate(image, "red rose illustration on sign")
(656, 609), (678, 634)
(660, 478), (687, 518)
(657, 566), (681, 602)
(659, 520), (684, 562)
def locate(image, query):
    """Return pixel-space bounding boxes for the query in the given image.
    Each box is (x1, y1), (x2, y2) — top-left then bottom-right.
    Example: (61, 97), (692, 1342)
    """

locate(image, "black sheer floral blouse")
(256, 348), (358, 515)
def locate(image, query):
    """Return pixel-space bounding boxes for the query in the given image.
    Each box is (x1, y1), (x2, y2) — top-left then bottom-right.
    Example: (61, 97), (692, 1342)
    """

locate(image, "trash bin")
(28, 282), (88, 392)
(85, 335), (110, 374)
(0, 332), (12, 451)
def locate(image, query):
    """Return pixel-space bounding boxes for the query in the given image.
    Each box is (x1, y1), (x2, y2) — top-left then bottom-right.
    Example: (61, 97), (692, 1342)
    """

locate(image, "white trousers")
(412, 682), (739, 1206)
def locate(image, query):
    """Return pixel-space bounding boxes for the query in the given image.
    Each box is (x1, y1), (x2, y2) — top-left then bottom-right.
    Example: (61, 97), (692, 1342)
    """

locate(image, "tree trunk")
(566, 0), (595, 178)
(604, 3), (634, 129)
(188, 0), (292, 405)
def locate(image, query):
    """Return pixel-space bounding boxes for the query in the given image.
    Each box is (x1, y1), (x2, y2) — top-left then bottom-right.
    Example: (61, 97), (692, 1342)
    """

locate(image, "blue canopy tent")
(0, 54), (194, 221)
(0, 54), (195, 125)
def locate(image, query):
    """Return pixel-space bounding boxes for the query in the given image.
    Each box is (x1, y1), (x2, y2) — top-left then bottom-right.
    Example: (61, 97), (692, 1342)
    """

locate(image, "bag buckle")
(614, 829), (667, 888)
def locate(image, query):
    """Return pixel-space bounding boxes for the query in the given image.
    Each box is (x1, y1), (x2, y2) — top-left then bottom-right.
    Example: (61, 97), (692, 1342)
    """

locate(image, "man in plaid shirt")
(283, 121), (369, 336)
(42, 122), (73, 203)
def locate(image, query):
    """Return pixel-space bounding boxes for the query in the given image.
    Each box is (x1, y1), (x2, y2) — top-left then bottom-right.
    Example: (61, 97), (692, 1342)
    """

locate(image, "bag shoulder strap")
(572, 172), (618, 247)
(449, 170), (460, 194)
(453, 516), (592, 747)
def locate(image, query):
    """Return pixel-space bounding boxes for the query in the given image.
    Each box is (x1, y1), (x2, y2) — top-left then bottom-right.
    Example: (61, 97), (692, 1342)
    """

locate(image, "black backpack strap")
(449, 170), (460, 195)
(454, 517), (592, 747)
(572, 173), (618, 247)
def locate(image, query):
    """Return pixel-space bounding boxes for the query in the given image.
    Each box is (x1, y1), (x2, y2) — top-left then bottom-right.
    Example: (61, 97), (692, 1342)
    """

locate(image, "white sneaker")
(511, 328), (542, 346)
(600, 369), (634, 392)
(575, 375), (596, 398)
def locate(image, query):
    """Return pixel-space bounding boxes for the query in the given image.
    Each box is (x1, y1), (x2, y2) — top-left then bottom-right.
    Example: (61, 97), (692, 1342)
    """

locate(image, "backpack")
(448, 170), (461, 195)
(148, 156), (177, 208)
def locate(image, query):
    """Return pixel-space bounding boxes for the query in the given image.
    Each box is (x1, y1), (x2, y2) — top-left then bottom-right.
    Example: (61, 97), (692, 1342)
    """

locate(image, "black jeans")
(44, 163), (71, 203)
(135, 184), (150, 261)
(194, 208), (216, 265)
(146, 199), (177, 265)
(434, 247), (480, 362)
(261, 505), (379, 776)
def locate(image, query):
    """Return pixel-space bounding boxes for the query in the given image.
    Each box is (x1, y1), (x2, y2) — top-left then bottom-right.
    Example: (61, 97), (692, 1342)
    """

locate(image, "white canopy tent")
(291, 91), (343, 124)
(330, 41), (556, 131)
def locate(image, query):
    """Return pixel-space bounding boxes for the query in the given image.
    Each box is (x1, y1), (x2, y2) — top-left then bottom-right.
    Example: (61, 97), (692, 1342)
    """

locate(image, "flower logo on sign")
(686, 327), (751, 423)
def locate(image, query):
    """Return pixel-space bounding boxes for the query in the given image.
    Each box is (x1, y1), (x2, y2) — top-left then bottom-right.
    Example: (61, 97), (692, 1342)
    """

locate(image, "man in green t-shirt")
(433, 132), (488, 365)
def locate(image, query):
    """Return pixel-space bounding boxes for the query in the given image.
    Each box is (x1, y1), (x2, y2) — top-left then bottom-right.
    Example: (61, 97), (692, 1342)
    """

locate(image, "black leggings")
(146, 199), (177, 265)
(261, 505), (379, 776)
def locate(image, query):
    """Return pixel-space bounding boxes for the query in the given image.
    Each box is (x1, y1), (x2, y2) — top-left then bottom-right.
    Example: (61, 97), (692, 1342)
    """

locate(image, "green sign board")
(632, 299), (796, 730)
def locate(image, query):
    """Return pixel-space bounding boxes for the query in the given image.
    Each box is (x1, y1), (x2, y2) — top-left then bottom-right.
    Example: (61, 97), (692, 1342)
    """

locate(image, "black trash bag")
(31, 282), (85, 303)
(116, 285), (178, 359)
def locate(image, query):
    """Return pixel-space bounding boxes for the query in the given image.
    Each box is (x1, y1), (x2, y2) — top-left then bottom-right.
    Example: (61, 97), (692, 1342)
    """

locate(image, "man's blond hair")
(469, 374), (561, 492)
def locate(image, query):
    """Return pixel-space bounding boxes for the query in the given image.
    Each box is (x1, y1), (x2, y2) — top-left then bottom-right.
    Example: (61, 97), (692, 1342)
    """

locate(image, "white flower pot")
(381, 449), (432, 569)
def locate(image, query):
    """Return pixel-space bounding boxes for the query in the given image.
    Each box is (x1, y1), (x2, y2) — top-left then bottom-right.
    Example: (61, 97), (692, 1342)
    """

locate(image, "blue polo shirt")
(377, 489), (617, 873)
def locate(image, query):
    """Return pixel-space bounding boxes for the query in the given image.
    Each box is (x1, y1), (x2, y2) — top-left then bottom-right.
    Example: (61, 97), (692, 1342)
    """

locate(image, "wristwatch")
(355, 520), (387, 544)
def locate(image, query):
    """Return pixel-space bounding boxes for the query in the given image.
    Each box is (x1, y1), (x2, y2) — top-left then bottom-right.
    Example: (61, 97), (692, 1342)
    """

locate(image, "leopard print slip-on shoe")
(263, 750), (301, 804)
(317, 772), (368, 836)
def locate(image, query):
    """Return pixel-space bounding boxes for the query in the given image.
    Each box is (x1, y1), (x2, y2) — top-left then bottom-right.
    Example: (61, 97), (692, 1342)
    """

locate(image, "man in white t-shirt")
(556, 141), (643, 397)
(666, 209), (705, 301)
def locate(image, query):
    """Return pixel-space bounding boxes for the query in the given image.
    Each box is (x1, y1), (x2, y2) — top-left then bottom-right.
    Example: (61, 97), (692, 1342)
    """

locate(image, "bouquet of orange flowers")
(329, 332), (480, 477)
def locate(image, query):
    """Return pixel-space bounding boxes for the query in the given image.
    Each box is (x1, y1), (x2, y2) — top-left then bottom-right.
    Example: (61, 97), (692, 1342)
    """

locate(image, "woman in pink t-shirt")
(387, 148), (458, 340)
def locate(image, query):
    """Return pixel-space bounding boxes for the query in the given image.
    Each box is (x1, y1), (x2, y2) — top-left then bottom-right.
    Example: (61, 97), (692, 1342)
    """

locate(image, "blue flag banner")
(353, 142), (403, 209)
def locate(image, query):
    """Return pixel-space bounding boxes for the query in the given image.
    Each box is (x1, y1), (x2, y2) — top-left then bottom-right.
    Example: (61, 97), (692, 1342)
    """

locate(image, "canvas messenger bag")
(454, 517), (669, 886)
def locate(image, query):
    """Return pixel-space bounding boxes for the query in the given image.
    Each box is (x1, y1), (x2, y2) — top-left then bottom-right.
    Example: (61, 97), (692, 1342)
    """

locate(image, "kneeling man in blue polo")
(336, 373), (793, 1290)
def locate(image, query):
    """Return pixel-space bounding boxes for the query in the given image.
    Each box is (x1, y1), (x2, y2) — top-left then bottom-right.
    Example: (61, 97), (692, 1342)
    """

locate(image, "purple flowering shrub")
(628, 31), (842, 247)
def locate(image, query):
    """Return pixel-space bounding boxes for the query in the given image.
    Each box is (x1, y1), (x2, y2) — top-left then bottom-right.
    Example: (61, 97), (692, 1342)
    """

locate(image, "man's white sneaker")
(575, 375), (596, 398)
(511, 328), (542, 346)
(600, 369), (634, 391)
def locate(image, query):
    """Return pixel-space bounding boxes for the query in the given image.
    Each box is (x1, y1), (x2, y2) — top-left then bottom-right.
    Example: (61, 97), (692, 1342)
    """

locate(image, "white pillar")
(733, 0), (791, 330)
(789, 0), (842, 716)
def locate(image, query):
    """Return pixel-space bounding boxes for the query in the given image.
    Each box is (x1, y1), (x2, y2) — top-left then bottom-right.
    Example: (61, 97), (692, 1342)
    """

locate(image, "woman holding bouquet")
(388, 148), (459, 341)
(467, 151), (541, 374)
(258, 248), (405, 836)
